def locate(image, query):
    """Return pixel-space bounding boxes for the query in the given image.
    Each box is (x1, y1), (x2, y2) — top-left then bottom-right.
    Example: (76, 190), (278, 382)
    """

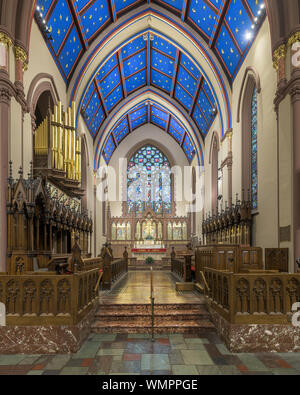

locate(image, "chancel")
(0, 0), (300, 377)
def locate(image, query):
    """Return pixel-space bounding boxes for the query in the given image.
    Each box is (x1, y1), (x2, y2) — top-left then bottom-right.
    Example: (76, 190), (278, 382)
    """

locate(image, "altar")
(131, 240), (167, 260)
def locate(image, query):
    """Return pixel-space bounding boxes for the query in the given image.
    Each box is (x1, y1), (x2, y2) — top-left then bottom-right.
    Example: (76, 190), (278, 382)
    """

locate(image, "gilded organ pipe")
(33, 101), (81, 183)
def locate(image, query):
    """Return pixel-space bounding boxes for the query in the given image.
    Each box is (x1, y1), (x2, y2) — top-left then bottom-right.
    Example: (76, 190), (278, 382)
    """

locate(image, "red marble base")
(207, 303), (300, 353)
(0, 303), (98, 354)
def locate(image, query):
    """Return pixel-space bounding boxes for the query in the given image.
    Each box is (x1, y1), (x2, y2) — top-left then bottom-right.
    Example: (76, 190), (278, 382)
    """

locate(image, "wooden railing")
(0, 267), (100, 326)
(0, 238), (104, 326)
(111, 258), (127, 284)
(170, 248), (192, 282)
(195, 245), (263, 282)
(100, 246), (128, 290)
(204, 267), (300, 324)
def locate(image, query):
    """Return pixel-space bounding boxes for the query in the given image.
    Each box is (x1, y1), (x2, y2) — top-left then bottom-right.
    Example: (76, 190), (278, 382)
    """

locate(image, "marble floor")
(100, 271), (202, 304)
(1, 333), (300, 375)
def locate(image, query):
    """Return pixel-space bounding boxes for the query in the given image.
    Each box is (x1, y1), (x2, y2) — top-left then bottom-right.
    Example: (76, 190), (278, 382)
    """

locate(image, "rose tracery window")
(127, 145), (171, 214)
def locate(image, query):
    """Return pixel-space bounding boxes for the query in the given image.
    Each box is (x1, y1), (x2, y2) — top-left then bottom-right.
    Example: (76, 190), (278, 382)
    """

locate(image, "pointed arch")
(237, 67), (261, 124)
(241, 74), (259, 209)
(209, 132), (220, 215)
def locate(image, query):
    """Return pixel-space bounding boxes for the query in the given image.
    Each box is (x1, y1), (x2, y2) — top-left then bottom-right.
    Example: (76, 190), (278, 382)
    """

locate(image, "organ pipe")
(33, 101), (81, 183)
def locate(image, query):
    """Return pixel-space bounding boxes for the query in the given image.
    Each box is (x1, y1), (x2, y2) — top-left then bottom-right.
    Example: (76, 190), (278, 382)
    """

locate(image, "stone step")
(97, 303), (206, 312)
(95, 309), (210, 322)
(91, 320), (215, 334)
(129, 266), (170, 271)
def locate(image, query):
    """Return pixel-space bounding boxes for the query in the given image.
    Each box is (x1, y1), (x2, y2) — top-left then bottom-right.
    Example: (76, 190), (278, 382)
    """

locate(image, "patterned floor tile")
(216, 344), (231, 355)
(218, 365), (242, 375)
(44, 355), (70, 370)
(238, 354), (271, 372)
(27, 370), (44, 375)
(1, 331), (300, 376)
(123, 353), (141, 361)
(196, 365), (222, 375)
(110, 361), (141, 374)
(88, 356), (113, 375)
(97, 349), (124, 356)
(271, 368), (300, 375)
(181, 350), (214, 366)
(0, 355), (26, 365)
(141, 354), (170, 371)
(168, 350), (184, 365)
(60, 367), (89, 375)
(172, 365), (198, 375)
(42, 370), (61, 375)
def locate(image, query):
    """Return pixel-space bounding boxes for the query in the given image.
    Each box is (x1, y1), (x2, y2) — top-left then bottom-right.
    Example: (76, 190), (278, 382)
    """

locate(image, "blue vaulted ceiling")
(102, 102), (196, 163)
(80, 33), (217, 139)
(36, 0), (266, 83)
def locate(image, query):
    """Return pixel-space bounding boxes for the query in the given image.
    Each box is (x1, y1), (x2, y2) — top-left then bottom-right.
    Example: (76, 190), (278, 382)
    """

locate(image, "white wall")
(231, 19), (278, 254)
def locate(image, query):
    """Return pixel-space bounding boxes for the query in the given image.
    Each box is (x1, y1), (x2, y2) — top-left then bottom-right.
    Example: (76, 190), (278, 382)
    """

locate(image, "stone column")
(289, 33), (300, 271)
(0, 75), (13, 272)
(14, 46), (28, 169)
(273, 44), (287, 89)
(290, 84), (300, 271)
(0, 31), (14, 272)
(227, 130), (233, 207)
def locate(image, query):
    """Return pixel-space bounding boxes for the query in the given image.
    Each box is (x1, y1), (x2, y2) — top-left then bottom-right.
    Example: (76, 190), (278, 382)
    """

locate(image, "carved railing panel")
(0, 268), (100, 326)
(204, 268), (300, 325)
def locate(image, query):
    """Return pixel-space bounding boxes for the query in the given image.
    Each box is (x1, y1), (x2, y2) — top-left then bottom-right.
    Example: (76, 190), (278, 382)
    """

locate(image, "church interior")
(0, 0), (300, 376)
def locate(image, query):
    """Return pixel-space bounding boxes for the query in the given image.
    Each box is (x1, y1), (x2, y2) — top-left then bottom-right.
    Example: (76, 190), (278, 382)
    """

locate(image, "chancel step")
(92, 303), (215, 334)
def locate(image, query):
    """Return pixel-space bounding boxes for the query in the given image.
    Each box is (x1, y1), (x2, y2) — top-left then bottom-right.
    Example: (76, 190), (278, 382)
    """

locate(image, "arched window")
(127, 145), (171, 214)
(242, 77), (259, 211)
(251, 87), (258, 210)
(211, 135), (219, 215)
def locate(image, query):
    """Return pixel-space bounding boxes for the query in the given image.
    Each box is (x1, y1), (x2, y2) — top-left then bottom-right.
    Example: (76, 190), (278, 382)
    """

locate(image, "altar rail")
(0, 267), (100, 326)
(170, 248), (192, 282)
(101, 247), (128, 290)
(204, 268), (300, 325)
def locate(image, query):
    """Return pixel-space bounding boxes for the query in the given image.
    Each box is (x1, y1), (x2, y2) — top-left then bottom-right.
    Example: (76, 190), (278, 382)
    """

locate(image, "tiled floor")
(0, 333), (300, 375)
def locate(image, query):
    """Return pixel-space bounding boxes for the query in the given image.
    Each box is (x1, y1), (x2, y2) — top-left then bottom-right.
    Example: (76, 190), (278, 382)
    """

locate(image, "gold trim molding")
(287, 31), (300, 48)
(273, 44), (287, 70)
(0, 32), (12, 48)
(15, 46), (28, 71)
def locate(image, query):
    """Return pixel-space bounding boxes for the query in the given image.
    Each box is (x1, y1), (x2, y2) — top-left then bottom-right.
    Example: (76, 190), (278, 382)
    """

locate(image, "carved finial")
(8, 160), (13, 180)
(30, 161), (33, 179)
(18, 166), (23, 178)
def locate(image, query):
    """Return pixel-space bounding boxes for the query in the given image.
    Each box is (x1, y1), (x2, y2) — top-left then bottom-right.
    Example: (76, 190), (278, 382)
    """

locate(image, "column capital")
(290, 83), (300, 103)
(0, 73), (14, 104)
(0, 32), (13, 49)
(273, 44), (287, 71)
(287, 31), (300, 48)
(14, 80), (28, 113)
(15, 46), (28, 72)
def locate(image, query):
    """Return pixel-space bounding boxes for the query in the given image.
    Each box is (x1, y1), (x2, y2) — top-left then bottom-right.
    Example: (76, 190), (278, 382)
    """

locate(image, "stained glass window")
(251, 87), (258, 210)
(127, 145), (171, 214)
